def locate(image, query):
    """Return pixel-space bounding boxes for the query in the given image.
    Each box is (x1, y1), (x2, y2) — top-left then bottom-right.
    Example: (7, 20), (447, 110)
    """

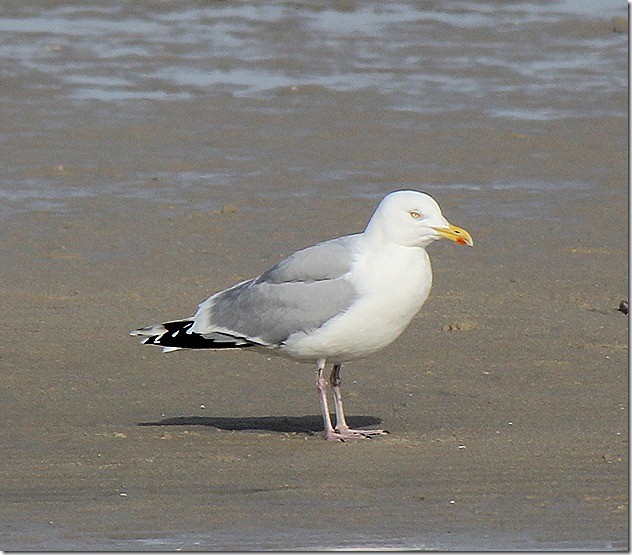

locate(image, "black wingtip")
(143, 320), (257, 350)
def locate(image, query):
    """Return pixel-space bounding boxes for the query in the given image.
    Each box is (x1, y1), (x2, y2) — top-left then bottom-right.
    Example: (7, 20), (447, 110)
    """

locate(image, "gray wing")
(190, 235), (359, 345)
(259, 235), (358, 283)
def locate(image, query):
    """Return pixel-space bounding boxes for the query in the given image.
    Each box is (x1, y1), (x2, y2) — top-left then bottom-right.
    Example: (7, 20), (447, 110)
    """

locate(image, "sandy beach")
(0, 1), (628, 550)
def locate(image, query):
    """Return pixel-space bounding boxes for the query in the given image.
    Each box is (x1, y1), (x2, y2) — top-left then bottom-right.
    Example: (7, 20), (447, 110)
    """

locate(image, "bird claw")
(324, 429), (389, 441)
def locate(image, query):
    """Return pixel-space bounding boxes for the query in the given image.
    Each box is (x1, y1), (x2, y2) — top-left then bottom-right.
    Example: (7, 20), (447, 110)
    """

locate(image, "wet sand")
(0, 1), (628, 551)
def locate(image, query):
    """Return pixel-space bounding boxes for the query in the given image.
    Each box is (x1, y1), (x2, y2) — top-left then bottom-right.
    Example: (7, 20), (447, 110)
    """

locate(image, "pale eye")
(410, 211), (421, 219)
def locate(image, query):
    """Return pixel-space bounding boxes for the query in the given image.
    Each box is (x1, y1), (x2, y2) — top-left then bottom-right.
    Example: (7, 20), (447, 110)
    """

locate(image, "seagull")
(131, 190), (473, 441)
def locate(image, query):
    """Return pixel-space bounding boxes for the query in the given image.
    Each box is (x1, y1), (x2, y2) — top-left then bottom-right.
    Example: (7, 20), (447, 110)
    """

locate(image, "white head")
(364, 190), (473, 248)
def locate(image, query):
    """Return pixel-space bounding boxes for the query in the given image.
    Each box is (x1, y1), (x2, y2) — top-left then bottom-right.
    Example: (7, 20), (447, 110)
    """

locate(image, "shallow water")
(3, 518), (625, 551)
(0, 1), (625, 106)
(0, 0), (626, 218)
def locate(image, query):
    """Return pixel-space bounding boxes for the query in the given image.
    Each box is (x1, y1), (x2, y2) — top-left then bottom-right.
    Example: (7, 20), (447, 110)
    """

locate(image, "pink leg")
(329, 364), (388, 439)
(315, 359), (340, 441)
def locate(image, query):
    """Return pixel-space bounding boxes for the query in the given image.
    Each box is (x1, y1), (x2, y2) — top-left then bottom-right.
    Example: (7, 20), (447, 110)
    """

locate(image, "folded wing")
(191, 235), (359, 346)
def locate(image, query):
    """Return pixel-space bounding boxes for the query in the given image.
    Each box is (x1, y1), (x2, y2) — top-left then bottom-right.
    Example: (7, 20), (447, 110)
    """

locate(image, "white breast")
(281, 243), (433, 362)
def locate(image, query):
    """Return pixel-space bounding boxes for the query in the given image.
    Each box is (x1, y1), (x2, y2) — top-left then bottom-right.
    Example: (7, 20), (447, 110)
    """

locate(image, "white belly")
(281, 245), (433, 362)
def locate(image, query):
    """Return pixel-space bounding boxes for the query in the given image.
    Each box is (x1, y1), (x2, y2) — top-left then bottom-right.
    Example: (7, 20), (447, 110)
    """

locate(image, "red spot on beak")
(456, 237), (467, 246)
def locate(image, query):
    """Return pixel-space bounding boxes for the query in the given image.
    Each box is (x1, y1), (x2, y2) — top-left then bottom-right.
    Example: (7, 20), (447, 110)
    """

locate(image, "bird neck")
(363, 212), (391, 245)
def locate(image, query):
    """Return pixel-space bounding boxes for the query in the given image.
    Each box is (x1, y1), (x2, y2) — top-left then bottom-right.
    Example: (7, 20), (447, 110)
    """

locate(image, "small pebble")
(618, 300), (628, 315)
(441, 320), (477, 331)
(220, 204), (238, 214)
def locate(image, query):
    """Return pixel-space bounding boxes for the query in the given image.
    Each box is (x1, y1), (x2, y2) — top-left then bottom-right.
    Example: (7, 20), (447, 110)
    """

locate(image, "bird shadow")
(137, 414), (382, 435)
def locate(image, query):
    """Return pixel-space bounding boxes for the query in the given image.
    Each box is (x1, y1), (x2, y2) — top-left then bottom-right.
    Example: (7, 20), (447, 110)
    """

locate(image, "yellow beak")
(432, 223), (473, 247)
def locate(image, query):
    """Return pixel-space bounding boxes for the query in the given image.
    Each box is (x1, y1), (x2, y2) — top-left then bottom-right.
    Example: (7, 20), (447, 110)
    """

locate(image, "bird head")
(365, 190), (473, 249)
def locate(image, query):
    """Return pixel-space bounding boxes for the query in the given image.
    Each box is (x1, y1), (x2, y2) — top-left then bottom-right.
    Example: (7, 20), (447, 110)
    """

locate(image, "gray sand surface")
(0, 1), (627, 550)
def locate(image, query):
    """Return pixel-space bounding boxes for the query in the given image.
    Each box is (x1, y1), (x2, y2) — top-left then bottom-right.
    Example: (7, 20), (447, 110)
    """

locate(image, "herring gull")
(131, 190), (473, 441)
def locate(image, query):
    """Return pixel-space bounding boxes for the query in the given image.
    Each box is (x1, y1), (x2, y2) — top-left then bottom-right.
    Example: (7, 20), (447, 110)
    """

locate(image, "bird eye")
(410, 211), (421, 219)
